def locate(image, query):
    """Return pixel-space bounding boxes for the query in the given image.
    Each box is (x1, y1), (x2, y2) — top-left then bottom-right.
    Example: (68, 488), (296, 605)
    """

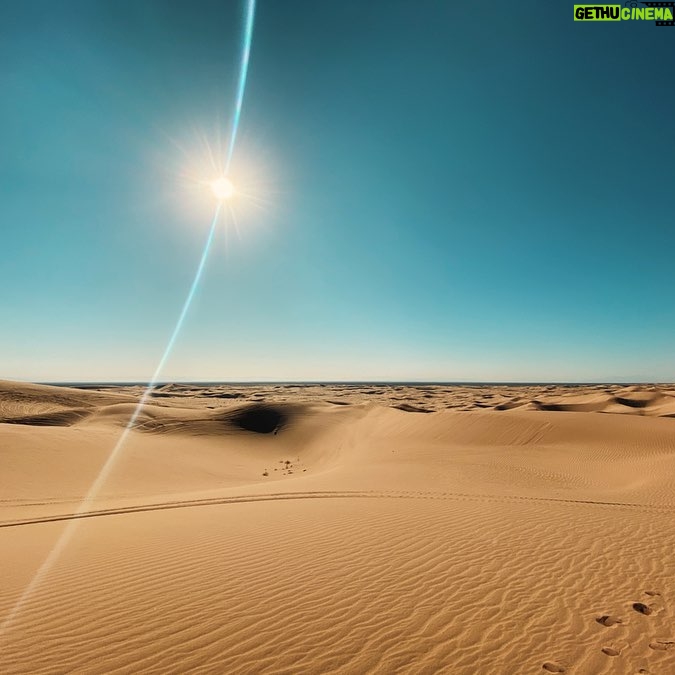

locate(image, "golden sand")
(1, 380), (674, 673)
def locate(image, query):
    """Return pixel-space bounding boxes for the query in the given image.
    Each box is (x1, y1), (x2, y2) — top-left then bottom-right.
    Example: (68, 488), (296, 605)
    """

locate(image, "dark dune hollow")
(230, 404), (288, 434)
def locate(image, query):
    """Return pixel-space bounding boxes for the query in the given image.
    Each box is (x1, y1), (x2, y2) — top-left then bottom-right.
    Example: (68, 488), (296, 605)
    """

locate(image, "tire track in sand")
(2, 489), (675, 529)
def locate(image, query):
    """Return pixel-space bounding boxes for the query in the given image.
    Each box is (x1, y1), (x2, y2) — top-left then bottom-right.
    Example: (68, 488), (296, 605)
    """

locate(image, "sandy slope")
(1, 380), (674, 674)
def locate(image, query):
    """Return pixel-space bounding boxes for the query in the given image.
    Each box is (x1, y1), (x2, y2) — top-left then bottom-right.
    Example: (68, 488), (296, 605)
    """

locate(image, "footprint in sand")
(634, 590), (666, 615)
(542, 663), (565, 673)
(633, 602), (653, 615)
(648, 639), (675, 651)
(602, 641), (629, 657)
(596, 614), (624, 627)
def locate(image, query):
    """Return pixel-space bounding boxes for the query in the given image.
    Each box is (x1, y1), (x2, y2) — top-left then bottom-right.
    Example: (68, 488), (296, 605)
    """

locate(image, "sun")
(209, 176), (235, 200)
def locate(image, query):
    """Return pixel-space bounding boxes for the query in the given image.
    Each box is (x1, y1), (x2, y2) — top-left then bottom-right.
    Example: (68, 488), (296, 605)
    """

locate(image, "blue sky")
(1, 0), (673, 382)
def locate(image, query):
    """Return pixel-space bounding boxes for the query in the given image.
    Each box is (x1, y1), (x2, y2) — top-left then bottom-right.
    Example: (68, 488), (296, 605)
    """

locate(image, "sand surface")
(1, 380), (675, 674)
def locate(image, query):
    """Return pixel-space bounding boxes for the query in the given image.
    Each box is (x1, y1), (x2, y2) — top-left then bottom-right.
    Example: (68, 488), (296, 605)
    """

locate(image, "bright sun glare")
(210, 176), (235, 200)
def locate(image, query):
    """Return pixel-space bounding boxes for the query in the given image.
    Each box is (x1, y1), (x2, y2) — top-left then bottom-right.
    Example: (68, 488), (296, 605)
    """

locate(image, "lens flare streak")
(0, 202), (223, 636)
(225, 0), (256, 174)
(0, 0), (257, 637)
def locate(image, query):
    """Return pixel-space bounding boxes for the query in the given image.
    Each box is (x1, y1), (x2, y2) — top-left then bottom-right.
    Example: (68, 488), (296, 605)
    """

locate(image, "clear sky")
(1, 0), (673, 382)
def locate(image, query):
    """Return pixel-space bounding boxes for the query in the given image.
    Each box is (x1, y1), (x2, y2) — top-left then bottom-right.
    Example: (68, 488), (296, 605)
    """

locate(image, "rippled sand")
(1, 380), (674, 674)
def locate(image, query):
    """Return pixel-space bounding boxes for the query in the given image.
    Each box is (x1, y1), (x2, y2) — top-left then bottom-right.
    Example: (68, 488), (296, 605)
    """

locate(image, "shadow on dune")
(393, 403), (432, 413)
(532, 401), (604, 413)
(1, 409), (91, 427)
(223, 404), (289, 434)
(613, 394), (660, 409)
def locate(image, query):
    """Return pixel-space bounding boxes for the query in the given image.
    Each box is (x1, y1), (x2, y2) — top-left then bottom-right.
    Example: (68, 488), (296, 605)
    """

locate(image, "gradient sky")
(1, 0), (674, 382)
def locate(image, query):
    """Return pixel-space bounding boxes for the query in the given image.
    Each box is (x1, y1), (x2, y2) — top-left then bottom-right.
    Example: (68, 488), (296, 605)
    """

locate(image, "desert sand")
(1, 379), (675, 674)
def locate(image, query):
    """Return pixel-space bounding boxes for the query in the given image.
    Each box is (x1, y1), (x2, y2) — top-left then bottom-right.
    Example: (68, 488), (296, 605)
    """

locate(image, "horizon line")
(32, 379), (675, 387)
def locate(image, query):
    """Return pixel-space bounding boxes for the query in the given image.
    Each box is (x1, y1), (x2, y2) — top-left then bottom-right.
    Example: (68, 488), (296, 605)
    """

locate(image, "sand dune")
(1, 380), (675, 673)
